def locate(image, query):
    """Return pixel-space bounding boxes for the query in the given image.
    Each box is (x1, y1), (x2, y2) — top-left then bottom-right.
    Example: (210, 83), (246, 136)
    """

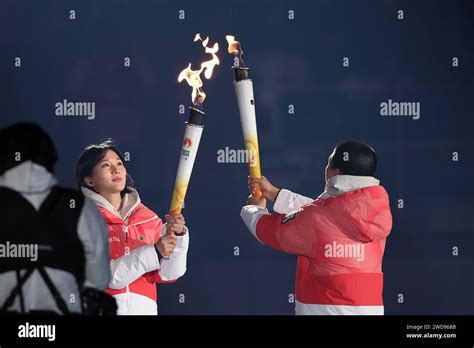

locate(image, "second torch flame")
(225, 35), (245, 67)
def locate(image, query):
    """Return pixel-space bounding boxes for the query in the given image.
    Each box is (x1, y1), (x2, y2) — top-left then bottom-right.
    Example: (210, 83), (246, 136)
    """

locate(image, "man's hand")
(248, 175), (280, 202)
(165, 214), (186, 235)
(155, 234), (177, 257)
(246, 194), (267, 208)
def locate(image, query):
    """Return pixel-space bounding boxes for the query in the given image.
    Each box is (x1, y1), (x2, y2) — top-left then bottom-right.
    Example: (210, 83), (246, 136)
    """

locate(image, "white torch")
(226, 35), (263, 197)
(168, 107), (205, 217)
(165, 34), (219, 256)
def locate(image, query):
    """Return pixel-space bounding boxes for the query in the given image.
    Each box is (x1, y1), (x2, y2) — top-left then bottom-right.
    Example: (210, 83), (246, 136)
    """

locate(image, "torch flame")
(202, 42), (219, 79)
(178, 63), (206, 105)
(226, 35), (245, 67)
(179, 33), (220, 105)
(225, 35), (239, 55)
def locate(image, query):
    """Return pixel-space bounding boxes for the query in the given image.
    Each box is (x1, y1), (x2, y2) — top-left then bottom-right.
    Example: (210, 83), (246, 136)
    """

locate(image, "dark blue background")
(1, 0), (473, 314)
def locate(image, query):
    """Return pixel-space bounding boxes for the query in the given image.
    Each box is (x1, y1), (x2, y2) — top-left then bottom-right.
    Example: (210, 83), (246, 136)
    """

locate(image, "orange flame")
(225, 35), (244, 67)
(178, 33), (220, 105)
(178, 63), (206, 105)
(225, 35), (239, 55)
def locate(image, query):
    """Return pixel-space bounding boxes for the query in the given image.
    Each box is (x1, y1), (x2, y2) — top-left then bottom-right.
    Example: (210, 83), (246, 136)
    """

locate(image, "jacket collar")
(81, 186), (141, 221)
(318, 175), (380, 199)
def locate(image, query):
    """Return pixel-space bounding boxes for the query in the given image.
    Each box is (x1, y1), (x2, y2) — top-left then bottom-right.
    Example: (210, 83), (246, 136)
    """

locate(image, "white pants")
(113, 292), (158, 315)
(296, 300), (384, 315)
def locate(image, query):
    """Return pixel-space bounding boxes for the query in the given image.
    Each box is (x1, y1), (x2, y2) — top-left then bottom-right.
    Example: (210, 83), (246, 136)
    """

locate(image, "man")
(0, 123), (111, 314)
(240, 140), (393, 315)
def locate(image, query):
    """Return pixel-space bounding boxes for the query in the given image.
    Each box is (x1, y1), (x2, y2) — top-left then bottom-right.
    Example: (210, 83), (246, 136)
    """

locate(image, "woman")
(76, 139), (189, 315)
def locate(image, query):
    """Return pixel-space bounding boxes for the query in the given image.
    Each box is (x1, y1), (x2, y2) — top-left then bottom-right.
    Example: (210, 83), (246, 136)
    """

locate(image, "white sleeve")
(273, 189), (313, 214)
(108, 245), (160, 289)
(240, 205), (271, 243)
(158, 224), (189, 281)
(77, 198), (111, 290)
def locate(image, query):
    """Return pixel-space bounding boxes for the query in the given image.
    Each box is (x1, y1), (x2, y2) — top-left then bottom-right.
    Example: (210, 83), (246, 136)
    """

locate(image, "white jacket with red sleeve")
(240, 175), (392, 315)
(82, 187), (189, 315)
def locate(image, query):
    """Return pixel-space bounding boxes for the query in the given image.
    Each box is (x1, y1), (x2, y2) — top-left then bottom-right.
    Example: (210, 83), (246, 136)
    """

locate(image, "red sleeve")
(256, 204), (317, 257)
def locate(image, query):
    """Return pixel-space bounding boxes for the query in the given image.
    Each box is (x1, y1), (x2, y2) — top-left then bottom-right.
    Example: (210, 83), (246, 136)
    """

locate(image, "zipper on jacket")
(123, 225), (128, 243)
(130, 215), (159, 227)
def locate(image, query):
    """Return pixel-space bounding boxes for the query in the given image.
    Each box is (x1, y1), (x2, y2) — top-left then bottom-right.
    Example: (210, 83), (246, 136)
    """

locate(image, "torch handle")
(164, 119), (204, 258)
(251, 183), (262, 198)
(162, 192), (183, 258)
(160, 227), (175, 259)
(248, 164), (262, 197)
(161, 213), (177, 259)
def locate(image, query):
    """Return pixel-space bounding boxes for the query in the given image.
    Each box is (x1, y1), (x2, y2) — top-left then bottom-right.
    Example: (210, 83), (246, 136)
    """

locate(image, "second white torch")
(227, 35), (263, 197)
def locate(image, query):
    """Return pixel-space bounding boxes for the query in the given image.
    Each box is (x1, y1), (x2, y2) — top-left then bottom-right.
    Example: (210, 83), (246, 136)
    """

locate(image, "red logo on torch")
(183, 138), (192, 149)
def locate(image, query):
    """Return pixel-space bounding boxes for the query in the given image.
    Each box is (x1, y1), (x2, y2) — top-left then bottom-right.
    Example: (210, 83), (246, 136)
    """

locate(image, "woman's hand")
(155, 234), (177, 257)
(165, 214), (186, 235)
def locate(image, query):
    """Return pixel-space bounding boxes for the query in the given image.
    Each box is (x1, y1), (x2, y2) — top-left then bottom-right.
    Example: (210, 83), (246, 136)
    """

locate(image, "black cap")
(0, 122), (58, 175)
(233, 67), (251, 82)
(188, 107), (206, 126)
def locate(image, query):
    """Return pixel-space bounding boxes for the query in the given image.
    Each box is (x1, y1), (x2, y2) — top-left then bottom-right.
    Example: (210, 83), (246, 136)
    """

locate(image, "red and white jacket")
(82, 187), (189, 315)
(240, 175), (392, 315)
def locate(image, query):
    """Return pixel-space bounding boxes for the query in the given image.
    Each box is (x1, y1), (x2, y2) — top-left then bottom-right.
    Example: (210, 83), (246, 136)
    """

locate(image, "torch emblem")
(183, 138), (192, 149)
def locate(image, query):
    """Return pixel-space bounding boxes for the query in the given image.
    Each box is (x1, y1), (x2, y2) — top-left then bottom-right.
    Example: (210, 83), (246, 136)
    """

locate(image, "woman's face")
(85, 149), (127, 195)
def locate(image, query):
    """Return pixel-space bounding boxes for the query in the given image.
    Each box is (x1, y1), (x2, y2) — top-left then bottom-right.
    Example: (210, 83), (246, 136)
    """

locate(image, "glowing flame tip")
(178, 34), (220, 105)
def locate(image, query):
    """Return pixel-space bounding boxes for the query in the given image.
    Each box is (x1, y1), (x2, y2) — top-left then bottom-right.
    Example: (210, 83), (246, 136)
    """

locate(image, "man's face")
(325, 149), (340, 183)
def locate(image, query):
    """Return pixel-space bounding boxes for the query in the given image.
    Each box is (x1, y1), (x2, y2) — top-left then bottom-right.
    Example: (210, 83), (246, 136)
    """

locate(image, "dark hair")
(75, 139), (133, 196)
(330, 140), (377, 176)
(0, 122), (58, 175)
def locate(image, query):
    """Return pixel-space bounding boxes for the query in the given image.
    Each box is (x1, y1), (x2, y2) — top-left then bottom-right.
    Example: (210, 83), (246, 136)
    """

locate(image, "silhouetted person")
(0, 123), (112, 314)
